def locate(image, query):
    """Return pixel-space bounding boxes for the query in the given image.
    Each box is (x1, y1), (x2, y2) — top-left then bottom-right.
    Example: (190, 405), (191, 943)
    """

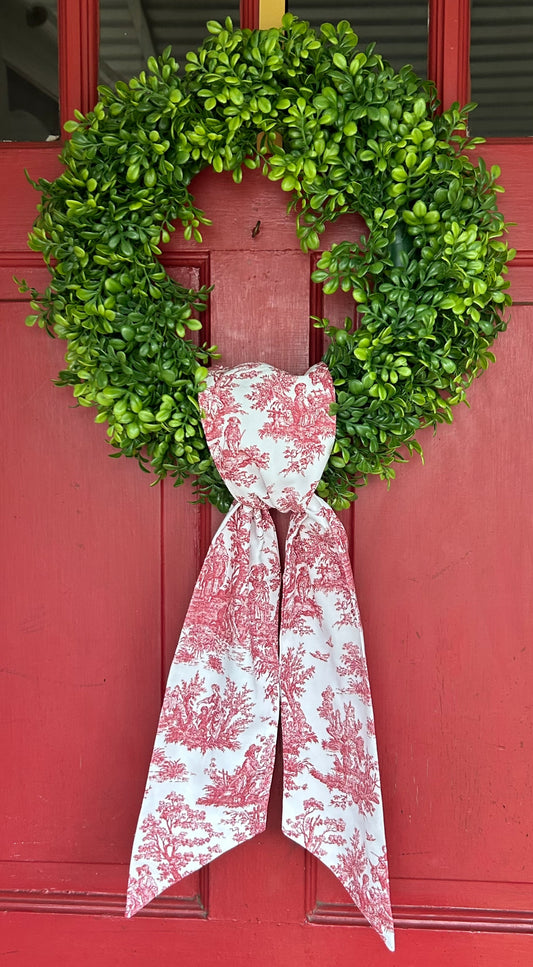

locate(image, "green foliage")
(21, 14), (512, 512)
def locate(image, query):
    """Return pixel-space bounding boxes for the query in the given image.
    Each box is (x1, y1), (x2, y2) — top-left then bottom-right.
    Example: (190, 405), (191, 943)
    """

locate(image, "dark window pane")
(470, 0), (533, 137)
(288, 1), (429, 78)
(0, 0), (59, 142)
(99, 0), (240, 84)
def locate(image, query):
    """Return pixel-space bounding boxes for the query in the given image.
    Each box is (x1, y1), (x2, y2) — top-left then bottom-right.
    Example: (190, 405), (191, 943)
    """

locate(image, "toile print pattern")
(126, 362), (394, 951)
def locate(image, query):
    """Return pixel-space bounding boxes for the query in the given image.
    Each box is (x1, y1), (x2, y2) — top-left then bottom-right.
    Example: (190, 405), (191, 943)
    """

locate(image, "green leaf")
(126, 163), (141, 183)
(332, 52), (347, 70)
(281, 175), (299, 192)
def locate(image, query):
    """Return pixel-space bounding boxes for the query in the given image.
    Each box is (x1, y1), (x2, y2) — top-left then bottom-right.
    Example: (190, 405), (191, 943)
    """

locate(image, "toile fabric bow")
(126, 362), (394, 951)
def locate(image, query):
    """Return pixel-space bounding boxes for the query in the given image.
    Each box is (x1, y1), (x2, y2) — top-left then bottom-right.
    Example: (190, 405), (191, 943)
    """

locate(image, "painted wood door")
(1, 1), (532, 963)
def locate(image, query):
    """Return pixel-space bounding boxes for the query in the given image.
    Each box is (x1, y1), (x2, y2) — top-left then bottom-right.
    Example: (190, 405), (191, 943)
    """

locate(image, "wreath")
(21, 14), (513, 512)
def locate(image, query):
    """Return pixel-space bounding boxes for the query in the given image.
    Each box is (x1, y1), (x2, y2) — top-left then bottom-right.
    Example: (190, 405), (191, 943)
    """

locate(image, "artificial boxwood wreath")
(22, 14), (513, 512)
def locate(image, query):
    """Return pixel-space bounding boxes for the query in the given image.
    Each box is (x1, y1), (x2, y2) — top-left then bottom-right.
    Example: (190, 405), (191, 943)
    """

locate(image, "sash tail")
(126, 498), (281, 917)
(280, 496), (394, 952)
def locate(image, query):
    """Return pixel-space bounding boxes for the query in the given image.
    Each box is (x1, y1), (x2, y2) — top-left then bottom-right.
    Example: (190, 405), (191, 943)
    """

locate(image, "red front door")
(1, 2), (532, 964)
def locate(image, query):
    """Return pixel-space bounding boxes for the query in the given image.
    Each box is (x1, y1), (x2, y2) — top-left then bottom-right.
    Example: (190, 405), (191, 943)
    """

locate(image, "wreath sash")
(126, 362), (394, 949)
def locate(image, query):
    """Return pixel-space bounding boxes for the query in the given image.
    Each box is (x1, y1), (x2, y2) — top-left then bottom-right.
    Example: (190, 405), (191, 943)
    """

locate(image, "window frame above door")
(50, 0), (526, 141)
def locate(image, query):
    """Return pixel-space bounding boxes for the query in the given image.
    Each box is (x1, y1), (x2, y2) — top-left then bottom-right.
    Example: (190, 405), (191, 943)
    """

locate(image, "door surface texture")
(1, 1), (532, 964)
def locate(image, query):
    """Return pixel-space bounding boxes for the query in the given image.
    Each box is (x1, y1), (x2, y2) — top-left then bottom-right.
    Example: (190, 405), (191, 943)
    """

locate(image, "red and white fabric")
(126, 362), (394, 951)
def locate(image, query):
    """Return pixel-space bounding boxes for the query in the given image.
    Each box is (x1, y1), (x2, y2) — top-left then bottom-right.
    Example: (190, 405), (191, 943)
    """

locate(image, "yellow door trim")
(258, 0), (286, 29)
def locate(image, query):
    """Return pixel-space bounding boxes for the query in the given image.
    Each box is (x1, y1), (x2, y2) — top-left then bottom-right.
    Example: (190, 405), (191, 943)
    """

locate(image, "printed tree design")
(294, 512), (362, 630)
(284, 798), (346, 857)
(332, 827), (367, 899)
(333, 830), (394, 942)
(229, 561), (280, 676)
(338, 639), (372, 705)
(171, 537), (235, 667)
(280, 644), (318, 789)
(310, 686), (380, 813)
(126, 863), (159, 917)
(131, 792), (217, 900)
(159, 672), (255, 753)
(244, 368), (294, 411)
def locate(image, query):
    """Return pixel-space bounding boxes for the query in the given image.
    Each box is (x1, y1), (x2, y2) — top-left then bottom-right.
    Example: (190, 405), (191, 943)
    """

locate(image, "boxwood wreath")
(21, 14), (513, 513)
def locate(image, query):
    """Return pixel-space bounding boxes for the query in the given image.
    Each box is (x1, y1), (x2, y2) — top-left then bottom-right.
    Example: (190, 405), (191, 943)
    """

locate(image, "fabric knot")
(235, 492), (270, 515)
(126, 362), (394, 951)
